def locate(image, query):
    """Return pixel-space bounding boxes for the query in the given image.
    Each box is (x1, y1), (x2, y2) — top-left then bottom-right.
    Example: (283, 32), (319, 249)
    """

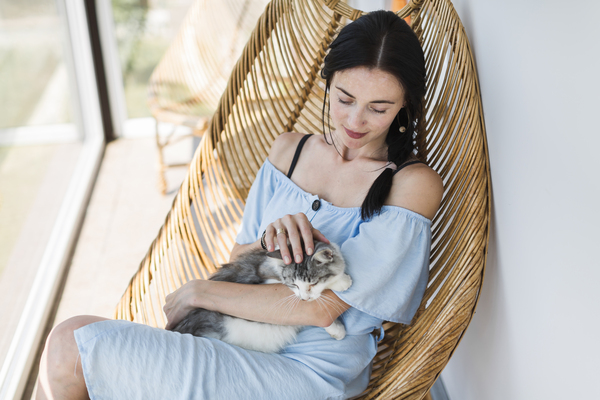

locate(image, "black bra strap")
(287, 134), (313, 178)
(393, 160), (426, 175)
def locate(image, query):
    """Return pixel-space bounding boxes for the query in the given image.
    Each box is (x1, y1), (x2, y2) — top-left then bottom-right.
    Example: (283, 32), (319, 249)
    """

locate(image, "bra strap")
(392, 160), (426, 175)
(287, 134), (313, 178)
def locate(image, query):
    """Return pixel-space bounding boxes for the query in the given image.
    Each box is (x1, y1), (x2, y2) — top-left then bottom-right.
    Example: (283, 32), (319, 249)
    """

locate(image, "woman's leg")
(37, 315), (108, 400)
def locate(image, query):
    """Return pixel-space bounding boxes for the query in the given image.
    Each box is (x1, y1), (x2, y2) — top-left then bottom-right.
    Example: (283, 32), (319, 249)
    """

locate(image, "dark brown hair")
(321, 10), (426, 219)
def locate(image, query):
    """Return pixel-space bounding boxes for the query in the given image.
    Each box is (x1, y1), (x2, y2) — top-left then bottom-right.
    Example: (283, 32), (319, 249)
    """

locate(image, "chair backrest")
(116, 1), (491, 398)
(147, 0), (270, 122)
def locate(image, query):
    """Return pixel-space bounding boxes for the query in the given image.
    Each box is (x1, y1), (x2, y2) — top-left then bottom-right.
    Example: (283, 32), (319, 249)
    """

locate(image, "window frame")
(0, 1), (104, 398)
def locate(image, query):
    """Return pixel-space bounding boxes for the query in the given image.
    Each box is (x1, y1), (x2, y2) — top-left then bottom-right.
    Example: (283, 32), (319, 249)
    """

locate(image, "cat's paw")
(330, 274), (352, 292)
(325, 320), (346, 340)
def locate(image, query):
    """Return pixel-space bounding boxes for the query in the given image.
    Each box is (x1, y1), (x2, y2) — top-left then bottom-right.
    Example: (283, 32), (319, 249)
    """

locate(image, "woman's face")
(329, 66), (405, 158)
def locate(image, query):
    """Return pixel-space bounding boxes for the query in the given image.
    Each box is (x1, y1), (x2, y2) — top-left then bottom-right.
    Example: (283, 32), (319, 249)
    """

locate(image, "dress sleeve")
(333, 209), (431, 324)
(235, 162), (276, 245)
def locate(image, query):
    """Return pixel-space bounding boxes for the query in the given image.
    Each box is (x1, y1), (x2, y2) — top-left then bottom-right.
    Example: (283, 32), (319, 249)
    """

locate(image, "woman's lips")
(344, 127), (367, 139)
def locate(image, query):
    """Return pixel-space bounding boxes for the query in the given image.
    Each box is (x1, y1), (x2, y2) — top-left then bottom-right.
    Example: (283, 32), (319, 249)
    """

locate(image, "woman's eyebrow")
(335, 86), (396, 105)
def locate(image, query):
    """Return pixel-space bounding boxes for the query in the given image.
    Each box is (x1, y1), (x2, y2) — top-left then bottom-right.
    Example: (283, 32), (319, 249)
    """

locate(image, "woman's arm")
(229, 240), (261, 261)
(164, 279), (350, 329)
(166, 132), (345, 330)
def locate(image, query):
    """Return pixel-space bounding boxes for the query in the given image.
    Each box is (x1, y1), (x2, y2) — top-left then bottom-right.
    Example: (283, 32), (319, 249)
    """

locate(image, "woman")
(38, 10), (443, 400)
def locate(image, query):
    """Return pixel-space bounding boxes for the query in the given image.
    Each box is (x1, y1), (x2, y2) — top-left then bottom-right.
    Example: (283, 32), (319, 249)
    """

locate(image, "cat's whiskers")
(282, 295), (301, 320)
(317, 296), (339, 321)
(267, 293), (298, 319)
(315, 297), (335, 323)
(275, 293), (304, 321)
(271, 293), (296, 309)
(269, 294), (299, 322)
(317, 294), (346, 316)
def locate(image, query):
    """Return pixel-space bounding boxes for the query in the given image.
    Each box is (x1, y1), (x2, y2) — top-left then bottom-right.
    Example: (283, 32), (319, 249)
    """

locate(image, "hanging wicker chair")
(117, 0), (491, 398)
(147, 0), (269, 193)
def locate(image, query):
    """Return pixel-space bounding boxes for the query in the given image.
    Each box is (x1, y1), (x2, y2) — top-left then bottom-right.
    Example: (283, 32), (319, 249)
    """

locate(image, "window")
(99, 0), (196, 138)
(0, 1), (103, 397)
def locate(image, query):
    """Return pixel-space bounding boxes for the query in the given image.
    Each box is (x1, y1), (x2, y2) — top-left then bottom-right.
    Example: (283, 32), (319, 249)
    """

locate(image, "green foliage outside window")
(112, 0), (176, 119)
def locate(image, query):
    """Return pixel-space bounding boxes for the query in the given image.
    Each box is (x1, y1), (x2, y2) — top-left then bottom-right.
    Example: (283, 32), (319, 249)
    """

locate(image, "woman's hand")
(263, 212), (329, 265)
(164, 280), (208, 330)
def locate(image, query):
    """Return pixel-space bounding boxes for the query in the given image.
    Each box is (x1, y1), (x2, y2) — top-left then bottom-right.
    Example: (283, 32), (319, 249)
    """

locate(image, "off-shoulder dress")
(74, 157), (431, 400)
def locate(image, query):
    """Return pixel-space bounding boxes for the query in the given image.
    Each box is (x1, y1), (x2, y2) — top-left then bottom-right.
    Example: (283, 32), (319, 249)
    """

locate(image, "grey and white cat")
(169, 241), (352, 353)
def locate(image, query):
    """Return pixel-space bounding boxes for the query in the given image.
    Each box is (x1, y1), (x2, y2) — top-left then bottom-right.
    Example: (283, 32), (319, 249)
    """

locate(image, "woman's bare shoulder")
(387, 163), (444, 221)
(268, 132), (311, 173)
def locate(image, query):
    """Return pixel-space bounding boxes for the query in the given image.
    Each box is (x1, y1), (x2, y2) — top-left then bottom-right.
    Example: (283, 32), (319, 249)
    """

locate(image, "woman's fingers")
(264, 222), (293, 263)
(286, 223), (304, 263)
(163, 280), (203, 330)
(295, 215), (315, 256)
(282, 214), (314, 263)
(164, 292), (184, 330)
(311, 228), (330, 244)
(275, 222), (292, 264)
(264, 213), (330, 264)
(264, 224), (276, 252)
(281, 214), (311, 264)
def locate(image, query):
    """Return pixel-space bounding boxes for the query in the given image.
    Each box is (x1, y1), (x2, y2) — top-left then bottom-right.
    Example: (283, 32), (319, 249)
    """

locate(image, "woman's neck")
(328, 131), (389, 163)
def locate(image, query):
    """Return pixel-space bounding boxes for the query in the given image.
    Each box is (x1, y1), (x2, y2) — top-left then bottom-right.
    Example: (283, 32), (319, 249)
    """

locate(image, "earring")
(397, 108), (407, 133)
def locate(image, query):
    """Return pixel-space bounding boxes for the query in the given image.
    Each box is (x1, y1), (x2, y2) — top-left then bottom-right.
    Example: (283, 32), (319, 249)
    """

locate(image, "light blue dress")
(75, 159), (431, 400)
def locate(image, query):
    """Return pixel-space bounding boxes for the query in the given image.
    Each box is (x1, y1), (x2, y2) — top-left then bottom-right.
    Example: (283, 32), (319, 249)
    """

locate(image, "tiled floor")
(26, 135), (193, 398)
(0, 142), (82, 370)
(53, 136), (192, 324)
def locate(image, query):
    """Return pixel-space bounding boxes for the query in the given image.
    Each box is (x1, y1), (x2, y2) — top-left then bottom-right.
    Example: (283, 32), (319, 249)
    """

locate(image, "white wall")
(349, 0), (390, 12)
(440, 1), (600, 399)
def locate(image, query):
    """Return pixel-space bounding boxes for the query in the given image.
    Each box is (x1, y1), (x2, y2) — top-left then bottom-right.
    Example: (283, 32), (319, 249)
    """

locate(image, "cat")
(169, 241), (352, 353)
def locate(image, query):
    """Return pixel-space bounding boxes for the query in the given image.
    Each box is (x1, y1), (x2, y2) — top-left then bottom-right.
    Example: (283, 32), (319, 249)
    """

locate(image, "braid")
(360, 106), (420, 220)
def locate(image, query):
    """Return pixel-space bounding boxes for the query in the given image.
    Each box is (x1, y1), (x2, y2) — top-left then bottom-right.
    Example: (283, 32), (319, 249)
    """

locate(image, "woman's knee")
(43, 316), (106, 371)
(38, 316), (105, 399)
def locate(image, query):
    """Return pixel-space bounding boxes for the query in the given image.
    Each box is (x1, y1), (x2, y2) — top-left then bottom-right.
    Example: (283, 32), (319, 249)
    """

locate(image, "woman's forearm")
(195, 280), (349, 327)
(165, 241), (349, 329)
(229, 240), (261, 262)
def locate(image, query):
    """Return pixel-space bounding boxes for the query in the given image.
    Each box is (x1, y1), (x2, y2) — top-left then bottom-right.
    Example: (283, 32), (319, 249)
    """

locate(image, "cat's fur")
(169, 241), (352, 353)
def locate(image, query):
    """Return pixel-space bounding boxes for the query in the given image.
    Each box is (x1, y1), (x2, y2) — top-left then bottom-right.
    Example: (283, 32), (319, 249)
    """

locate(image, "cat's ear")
(266, 250), (283, 260)
(313, 248), (334, 264)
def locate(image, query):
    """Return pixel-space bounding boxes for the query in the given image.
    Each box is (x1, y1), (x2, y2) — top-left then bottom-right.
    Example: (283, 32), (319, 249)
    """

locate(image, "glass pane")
(0, 0), (74, 129)
(112, 0), (195, 118)
(0, 0), (84, 370)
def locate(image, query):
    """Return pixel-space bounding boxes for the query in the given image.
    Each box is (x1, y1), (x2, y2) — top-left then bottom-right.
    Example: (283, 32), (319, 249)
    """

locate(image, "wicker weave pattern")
(147, 0), (268, 123)
(116, 1), (491, 398)
(147, 0), (269, 193)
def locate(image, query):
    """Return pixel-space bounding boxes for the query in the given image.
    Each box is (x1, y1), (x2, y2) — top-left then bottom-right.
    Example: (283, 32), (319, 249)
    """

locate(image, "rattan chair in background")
(117, 0), (491, 398)
(147, 0), (269, 194)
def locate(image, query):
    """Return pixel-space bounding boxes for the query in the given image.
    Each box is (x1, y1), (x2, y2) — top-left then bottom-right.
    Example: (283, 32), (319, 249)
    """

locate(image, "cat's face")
(268, 242), (346, 301)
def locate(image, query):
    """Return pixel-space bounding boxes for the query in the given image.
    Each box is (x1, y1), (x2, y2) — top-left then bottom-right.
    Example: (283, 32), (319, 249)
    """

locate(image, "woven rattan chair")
(147, 0), (269, 194)
(117, 0), (491, 398)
